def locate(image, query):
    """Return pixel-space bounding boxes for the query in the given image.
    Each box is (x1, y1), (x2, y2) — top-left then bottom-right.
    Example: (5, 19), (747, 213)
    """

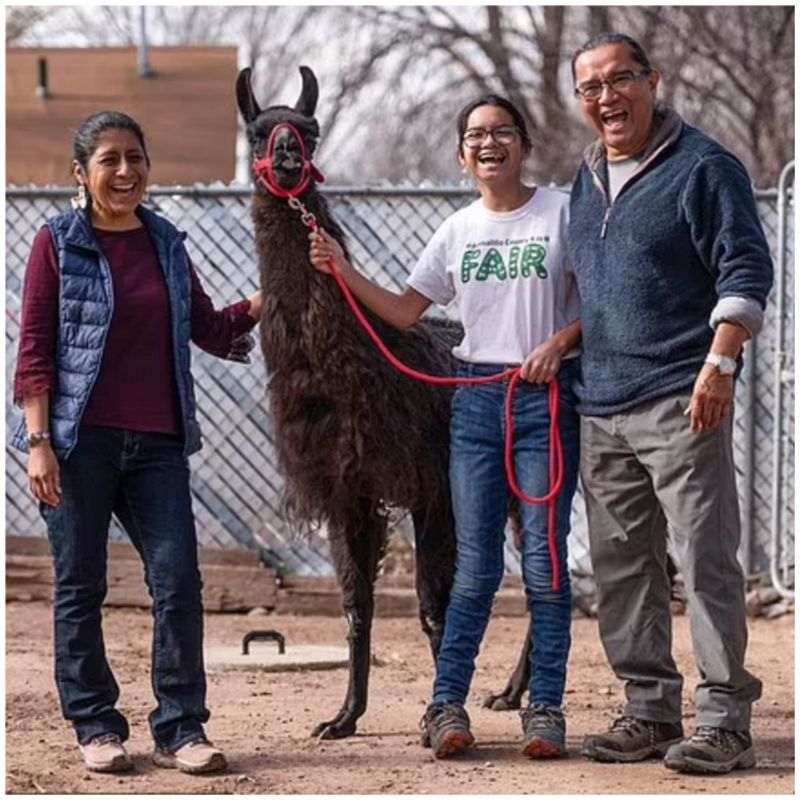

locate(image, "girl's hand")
(308, 228), (348, 274)
(28, 443), (62, 507)
(520, 336), (567, 384)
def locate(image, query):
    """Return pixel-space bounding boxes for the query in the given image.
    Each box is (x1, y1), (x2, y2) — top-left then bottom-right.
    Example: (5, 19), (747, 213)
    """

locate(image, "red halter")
(252, 121), (326, 199)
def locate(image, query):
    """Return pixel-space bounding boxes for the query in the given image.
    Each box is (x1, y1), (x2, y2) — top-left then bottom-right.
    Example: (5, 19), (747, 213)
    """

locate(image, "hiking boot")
(420, 702), (475, 759)
(664, 727), (756, 774)
(581, 715), (684, 762)
(79, 732), (134, 773)
(153, 737), (228, 774)
(521, 704), (567, 758)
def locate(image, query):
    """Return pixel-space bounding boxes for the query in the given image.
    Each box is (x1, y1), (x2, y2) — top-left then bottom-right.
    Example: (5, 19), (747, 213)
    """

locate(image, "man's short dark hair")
(570, 32), (653, 83)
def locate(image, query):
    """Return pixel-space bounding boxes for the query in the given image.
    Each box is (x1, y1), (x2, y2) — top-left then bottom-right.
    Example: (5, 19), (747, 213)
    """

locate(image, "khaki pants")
(581, 389), (762, 730)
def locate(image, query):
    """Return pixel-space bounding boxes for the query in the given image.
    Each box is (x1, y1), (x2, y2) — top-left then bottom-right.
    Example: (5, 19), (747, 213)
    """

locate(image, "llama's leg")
(484, 498), (531, 710)
(412, 502), (455, 661)
(483, 619), (532, 710)
(312, 508), (386, 740)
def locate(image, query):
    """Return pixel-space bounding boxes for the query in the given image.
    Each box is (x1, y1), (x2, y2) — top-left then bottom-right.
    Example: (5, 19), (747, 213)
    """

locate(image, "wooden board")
(6, 537), (276, 612)
(6, 536), (527, 616)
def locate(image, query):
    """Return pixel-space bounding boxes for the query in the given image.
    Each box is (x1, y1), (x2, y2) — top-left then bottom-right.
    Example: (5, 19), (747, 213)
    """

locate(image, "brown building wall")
(7, 46), (239, 186)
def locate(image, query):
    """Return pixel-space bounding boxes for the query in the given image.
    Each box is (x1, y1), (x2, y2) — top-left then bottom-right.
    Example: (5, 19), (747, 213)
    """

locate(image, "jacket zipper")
(590, 168), (612, 240)
(600, 206), (612, 239)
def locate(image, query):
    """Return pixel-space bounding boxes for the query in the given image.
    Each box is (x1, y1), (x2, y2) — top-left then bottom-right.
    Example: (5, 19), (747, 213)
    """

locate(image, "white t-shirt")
(407, 187), (579, 364)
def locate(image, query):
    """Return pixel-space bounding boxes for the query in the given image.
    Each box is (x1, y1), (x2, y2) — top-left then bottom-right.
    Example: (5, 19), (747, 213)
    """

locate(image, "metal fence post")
(769, 160), (795, 598)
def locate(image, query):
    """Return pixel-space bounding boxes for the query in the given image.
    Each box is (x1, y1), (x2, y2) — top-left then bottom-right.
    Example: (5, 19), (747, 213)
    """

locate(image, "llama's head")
(236, 66), (324, 197)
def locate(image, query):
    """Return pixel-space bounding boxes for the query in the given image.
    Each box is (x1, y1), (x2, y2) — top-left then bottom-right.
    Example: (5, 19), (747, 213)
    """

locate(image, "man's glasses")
(574, 70), (651, 102)
(462, 125), (519, 149)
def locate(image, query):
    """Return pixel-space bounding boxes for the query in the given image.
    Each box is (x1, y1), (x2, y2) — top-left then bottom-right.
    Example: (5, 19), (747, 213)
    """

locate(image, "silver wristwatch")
(27, 431), (51, 448)
(704, 353), (737, 376)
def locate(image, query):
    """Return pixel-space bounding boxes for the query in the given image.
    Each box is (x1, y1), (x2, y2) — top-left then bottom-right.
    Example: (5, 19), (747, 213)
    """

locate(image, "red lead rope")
(255, 125), (564, 591)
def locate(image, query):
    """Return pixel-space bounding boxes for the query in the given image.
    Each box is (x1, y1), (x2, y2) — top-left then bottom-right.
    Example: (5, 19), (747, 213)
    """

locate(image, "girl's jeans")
(40, 426), (210, 751)
(432, 359), (580, 708)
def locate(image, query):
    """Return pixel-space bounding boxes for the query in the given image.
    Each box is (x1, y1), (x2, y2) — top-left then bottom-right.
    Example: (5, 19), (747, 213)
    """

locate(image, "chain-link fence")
(5, 179), (794, 597)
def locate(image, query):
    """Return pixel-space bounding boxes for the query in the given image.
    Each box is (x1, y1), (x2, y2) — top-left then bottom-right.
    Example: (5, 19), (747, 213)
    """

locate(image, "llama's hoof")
(312, 719), (357, 740)
(483, 691), (523, 711)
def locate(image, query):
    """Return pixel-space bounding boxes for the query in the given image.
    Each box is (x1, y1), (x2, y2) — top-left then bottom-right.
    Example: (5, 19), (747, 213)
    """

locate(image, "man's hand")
(689, 363), (734, 433)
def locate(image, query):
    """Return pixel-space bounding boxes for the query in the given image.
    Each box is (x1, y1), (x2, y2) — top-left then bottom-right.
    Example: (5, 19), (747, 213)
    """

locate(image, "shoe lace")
(420, 703), (466, 732)
(692, 726), (741, 753)
(91, 733), (122, 746)
(521, 704), (565, 731)
(186, 736), (215, 749)
(609, 716), (646, 737)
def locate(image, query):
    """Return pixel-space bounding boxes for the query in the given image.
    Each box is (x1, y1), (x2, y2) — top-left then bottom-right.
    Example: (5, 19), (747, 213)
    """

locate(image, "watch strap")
(704, 353), (737, 375)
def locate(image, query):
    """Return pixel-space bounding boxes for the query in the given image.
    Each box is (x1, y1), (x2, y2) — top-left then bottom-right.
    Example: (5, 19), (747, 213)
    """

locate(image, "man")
(568, 32), (772, 775)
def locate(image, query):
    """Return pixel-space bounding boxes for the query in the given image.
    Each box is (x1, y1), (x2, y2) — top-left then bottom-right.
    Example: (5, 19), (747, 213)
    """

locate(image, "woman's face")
(458, 105), (528, 186)
(75, 128), (149, 229)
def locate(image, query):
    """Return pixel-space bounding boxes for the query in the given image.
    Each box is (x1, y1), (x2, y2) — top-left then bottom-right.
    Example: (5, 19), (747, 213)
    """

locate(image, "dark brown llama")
(236, 65), (529, 739)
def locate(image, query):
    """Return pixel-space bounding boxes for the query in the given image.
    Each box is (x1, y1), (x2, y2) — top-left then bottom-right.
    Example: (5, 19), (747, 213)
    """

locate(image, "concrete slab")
(205, 644), (349, 673)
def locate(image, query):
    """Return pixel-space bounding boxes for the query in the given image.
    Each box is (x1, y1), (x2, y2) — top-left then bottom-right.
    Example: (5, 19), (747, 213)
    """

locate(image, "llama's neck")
(252, 189), (350, 363)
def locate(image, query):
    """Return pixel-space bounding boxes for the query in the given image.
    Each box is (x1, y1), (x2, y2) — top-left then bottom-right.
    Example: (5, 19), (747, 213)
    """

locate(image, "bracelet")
(27, 431), (51, 448)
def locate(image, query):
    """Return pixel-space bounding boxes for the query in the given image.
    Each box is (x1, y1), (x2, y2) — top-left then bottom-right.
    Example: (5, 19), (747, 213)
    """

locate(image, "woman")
(309, 96), (581, 759)
(12, 111), (262, 775)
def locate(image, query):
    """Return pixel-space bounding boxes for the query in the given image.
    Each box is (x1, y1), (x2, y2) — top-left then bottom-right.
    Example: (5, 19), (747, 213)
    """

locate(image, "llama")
(236, 65), (532, 738)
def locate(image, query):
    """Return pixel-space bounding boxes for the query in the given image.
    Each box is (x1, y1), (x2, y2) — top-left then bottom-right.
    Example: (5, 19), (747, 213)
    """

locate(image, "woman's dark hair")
(456, 94), (532, 154)
(72, 111), (151, 173)
(570, 32), (653, 83)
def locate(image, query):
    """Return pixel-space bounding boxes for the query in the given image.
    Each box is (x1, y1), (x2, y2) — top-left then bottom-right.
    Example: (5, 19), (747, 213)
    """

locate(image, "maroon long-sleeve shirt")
(14, 225), (256, 435)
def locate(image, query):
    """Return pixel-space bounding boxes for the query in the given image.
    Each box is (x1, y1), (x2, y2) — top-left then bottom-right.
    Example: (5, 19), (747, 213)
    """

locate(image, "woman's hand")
(28, 442), (61, 507)
(247, 290), (263, 321)
(309, 228), (348, 275)
(520, 335), (568, 384)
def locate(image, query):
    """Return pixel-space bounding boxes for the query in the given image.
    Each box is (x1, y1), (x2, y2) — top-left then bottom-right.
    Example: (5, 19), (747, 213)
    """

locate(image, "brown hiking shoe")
(582, 715), (684, 762)
(521, 704), (568, 758)
(664, 727), (756, 774)
(420, 702), (475, 759)
(79, 733), (134, 773)
(153, 737), (228, 774)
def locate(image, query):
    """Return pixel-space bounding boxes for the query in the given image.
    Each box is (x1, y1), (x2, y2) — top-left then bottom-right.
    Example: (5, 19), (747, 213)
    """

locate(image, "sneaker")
(664, 726), (756, 774)
(420, 702), (475, 759)
(521, 704), (567, 758)
(79, 732), (134, 773)
(153, 737), (228, 774)
(581, 715), (684, 763)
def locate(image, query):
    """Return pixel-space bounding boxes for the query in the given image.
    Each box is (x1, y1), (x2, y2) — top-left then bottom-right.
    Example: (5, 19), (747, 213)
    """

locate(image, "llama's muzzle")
(253, 122), (325, 199)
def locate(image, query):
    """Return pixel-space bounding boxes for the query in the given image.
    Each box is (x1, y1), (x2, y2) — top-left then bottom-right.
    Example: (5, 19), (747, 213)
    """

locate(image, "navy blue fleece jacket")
(568, 108), (774, 416)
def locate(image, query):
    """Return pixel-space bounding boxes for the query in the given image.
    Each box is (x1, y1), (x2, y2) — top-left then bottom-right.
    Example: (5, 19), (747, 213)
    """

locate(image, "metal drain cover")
(205, 630), (349, 673)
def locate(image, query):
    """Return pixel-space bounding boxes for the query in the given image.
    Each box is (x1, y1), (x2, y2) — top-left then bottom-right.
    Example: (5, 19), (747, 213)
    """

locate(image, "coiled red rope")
(256, 123), (565, 591)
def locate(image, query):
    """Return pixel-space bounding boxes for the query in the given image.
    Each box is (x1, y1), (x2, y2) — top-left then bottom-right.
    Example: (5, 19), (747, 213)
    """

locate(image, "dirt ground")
(5, 600), (794, 795)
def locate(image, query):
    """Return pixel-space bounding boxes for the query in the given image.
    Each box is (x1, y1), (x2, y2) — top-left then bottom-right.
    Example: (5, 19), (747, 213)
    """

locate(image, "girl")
(309, 95), (581, 759)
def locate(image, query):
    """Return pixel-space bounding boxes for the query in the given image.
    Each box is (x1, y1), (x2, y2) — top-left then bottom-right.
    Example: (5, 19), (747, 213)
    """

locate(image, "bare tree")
(6, 6), (56, 44)
(318, 5), (794, 185)
(8, 5), (794, 186)
(636, 6), (794, 186)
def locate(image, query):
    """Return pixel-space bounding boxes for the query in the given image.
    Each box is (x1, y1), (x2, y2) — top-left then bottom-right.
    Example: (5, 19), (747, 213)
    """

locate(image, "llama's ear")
(236, 68), (262, 124)
(294, 66), (318, 118)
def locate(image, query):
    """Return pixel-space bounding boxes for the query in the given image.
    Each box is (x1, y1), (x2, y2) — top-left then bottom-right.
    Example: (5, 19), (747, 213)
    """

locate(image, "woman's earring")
(70, 184), (87, 210)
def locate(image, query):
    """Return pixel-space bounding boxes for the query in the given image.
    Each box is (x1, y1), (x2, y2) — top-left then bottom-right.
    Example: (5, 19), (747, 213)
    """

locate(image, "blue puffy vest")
(12, 205), (203, 459)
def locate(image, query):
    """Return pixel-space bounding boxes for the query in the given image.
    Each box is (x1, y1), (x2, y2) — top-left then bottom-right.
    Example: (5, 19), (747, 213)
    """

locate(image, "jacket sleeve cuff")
(709, 295), (765, 338)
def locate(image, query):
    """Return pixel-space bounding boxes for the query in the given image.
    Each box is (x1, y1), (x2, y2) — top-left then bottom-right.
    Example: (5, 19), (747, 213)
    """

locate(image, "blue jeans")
(432, 359), (580, 708)
(40, 426), (209, 751)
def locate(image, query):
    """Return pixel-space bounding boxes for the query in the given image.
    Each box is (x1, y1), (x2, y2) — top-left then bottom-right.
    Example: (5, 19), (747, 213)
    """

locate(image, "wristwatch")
(27, 431), (51, 448)
(704, 353), (737, 376)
